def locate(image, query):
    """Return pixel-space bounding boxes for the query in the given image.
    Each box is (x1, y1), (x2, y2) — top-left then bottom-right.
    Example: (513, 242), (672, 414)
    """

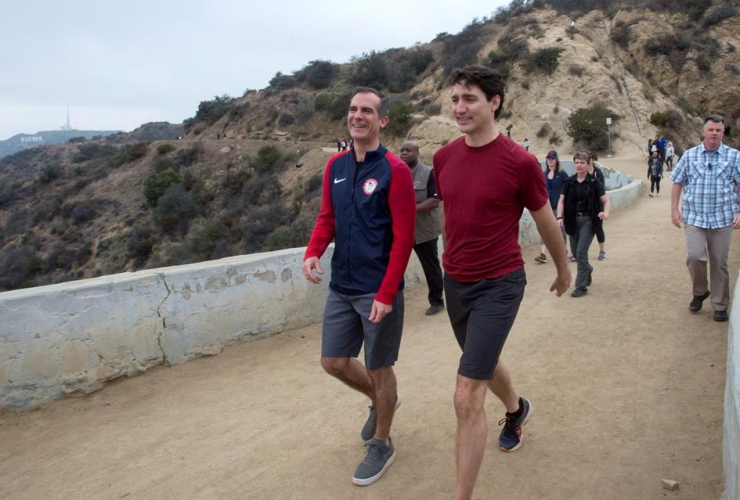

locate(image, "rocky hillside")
(1, 0), (739, 292)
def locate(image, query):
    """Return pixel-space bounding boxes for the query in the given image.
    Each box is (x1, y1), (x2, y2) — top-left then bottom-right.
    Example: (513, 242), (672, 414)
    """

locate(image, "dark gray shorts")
(321, 289), (404, 370)
(444, 270), (526, 380)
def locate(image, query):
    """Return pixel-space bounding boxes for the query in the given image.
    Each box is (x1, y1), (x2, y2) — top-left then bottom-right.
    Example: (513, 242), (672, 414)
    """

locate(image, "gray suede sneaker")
(352, 438), (396, 486)
(360, 395), (401, 442)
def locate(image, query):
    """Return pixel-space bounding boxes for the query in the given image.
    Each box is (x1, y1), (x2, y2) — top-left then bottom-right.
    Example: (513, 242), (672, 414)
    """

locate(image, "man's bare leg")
(454, 375), (489, 500)
(367, 366), (397, 443)
(486, 360), (520, 412)
(321, 356), (374, 399)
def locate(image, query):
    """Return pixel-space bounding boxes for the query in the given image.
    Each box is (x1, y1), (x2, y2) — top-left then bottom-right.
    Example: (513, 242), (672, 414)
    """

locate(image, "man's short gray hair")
(704, 114), (725, 125)
(352, 87), (389, 118)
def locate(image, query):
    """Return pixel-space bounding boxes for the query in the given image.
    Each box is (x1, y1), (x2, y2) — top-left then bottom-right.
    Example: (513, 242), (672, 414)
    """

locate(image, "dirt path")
(1, 154), (737, 500)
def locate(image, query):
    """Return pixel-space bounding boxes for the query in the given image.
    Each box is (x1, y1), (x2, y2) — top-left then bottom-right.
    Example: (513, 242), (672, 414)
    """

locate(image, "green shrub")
(298, 60), (338, 89)
(143, 168), (183, 207)
(385, 101), (413, 137)
(73, 143), (116, 163)
(537, 124), (551, 138)
(71, 202), (97, 225)
(350, 51), (389, 89)
(250, 145), (283, 175)
(111, 142), (149, 167)
(269, 72), (297, 90)
(152, 156), (176, 173)
(314, 93), (332, 111)
(442, 20), (486, 78)
(155, 184), (197, 235)
(278, 112), (295, 127)
(157, 143), (176, 155)
(566, 102), (621, 150)
(408, 49), (435, 74)
(193, 94), (234, 124)
(39, 165), (60, 184)
(0, 245), (43, 291)
(175, 143), (202, 167)
(525, 47), (564, 75)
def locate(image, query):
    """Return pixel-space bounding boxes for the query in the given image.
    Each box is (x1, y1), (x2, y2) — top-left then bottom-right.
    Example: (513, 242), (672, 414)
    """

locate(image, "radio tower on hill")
(61, 105), (73, 131)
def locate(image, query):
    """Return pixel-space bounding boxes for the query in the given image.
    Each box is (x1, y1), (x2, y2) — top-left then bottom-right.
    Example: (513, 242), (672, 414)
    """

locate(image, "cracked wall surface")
(0, 180), (643, 411)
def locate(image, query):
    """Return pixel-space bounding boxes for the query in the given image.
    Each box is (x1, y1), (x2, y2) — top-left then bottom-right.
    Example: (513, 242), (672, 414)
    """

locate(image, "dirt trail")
(1, 154), (737, 500)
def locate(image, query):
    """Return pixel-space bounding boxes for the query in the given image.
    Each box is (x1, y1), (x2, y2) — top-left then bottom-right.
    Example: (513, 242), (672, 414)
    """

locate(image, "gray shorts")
(321, 289), (404, 370)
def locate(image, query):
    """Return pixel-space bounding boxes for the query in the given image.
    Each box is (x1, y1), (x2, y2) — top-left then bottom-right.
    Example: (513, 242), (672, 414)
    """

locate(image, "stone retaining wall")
(0, 179), (642, 410)
(724, 273), (740, 500)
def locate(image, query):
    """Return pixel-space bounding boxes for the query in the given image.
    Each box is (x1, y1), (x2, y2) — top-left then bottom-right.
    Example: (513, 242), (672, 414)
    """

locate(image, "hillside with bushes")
(1, 0), (739, 291)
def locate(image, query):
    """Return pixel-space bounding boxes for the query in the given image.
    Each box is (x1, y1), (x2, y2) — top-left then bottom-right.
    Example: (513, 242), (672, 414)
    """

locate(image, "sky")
(0, 0), (512, 140)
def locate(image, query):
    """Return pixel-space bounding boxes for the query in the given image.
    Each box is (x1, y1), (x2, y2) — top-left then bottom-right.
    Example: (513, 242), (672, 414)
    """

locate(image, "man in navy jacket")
(303, 87), (415, 486)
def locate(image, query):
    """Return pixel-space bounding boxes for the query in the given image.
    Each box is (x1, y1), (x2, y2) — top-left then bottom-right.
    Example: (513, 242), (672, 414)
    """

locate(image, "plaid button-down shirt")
(670, 142), (740, 229)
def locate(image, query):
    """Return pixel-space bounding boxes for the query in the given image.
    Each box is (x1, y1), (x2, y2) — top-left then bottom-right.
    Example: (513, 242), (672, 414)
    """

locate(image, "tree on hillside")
(566, 103), (620, 151)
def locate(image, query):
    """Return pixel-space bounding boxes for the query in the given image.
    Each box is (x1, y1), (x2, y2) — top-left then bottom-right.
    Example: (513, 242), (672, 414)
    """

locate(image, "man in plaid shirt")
(670, 115), (740, 322)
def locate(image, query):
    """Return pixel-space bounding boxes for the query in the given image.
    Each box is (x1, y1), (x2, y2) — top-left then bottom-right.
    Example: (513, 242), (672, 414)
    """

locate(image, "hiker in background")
(647, 151), (664, 197)
(535, 150), (570, 264)
(658, 136), (668, 162)
(399, 140), (445, 316)
(557, 151), (611, 298)
(670, 114), (740, 323)
(336, 137), (342, 152)
(523, 137), (530, 151)
(587, 151), (608, 261)
(666, 141), (675, 170)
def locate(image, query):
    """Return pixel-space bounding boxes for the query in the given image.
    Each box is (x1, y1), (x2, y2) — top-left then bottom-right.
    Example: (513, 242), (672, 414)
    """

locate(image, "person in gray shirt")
(400, 140), (445, 315)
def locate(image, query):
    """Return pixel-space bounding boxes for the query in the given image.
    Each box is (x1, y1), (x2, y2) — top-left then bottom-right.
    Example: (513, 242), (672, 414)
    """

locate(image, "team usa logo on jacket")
(363, 178), (378, 195)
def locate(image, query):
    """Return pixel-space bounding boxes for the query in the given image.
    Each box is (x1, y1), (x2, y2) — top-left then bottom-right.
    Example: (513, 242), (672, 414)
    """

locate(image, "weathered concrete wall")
(0, 178), (641, 411)
(724, 272), (740, 500)
(0, 247), (427, 410)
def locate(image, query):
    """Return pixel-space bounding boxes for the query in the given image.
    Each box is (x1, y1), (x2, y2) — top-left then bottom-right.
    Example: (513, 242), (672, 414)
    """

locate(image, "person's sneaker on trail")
(534, 253), (547, 264)
(352, 438), (396, 486)
(498, 397), (533, 452)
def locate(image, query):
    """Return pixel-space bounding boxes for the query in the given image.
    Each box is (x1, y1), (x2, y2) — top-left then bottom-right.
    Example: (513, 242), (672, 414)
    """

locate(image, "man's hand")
(550, 269), (572, 297)
(302, 256), (323, 284)
(671, 208), (683, 229)
(598, 212), (609, 220)
(369, 300), (392, 324)
(733, 213), (740, 230)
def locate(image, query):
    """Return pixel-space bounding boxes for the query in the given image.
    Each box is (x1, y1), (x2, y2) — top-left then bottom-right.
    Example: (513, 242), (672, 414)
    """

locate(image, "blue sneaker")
(498, 397), (533, 452)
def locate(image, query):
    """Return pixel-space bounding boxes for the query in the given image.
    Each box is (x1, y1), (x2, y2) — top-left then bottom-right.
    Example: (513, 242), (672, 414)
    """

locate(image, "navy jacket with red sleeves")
(304, 145), (416, 305)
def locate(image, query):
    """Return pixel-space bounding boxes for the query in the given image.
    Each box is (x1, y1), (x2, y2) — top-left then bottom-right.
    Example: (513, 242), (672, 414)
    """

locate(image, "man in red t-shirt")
(433, 65), (571, 500)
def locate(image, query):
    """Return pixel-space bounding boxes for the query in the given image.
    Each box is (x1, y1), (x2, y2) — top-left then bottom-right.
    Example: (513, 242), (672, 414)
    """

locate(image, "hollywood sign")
(20, 136), (43, 143)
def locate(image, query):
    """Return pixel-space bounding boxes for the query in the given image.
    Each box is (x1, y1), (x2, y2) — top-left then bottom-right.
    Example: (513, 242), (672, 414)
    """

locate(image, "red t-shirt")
(433, 134), (548, 282)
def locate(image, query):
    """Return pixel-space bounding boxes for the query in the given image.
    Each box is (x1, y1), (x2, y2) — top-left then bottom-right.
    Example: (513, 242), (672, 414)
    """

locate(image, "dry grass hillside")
(1, 0), (739, 291)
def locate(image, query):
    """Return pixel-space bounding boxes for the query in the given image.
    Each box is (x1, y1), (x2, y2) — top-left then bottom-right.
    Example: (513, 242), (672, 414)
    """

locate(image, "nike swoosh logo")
(334, 178), (347, 184)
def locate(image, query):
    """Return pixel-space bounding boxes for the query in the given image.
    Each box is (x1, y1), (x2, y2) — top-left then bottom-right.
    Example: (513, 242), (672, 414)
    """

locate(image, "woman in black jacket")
(556, 152), (611, 297)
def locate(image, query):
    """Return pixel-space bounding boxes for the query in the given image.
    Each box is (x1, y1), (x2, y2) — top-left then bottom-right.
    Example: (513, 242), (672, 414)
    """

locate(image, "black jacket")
(561, 174), (605, 236)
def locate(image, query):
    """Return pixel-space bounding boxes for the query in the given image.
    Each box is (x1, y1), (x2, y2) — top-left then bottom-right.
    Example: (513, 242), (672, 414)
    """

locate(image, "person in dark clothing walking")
(588, 151), (608, 261)
(535, 150), (570, 264)
(647, 151), (664, 197)
(557, 151), (611, 297)
(400, 140), (445, 316)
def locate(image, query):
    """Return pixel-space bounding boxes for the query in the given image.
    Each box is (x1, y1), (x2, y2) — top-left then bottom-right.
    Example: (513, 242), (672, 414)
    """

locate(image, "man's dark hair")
(448, 65), (506, 119)
(352, 87), (389, 118)
(704, 114), (725, 125)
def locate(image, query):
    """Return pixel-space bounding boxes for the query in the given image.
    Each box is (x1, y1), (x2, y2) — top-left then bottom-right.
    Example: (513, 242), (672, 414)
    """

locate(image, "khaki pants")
(684, 224), (733, 311)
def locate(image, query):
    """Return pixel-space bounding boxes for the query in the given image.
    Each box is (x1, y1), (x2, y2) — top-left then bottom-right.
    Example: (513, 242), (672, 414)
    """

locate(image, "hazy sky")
(0, 0), (512, 140)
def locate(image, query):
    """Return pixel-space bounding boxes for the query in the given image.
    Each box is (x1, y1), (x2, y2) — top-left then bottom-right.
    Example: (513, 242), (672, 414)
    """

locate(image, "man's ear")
(379, 116), (389, 129)
(490, 95), (501, 114)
